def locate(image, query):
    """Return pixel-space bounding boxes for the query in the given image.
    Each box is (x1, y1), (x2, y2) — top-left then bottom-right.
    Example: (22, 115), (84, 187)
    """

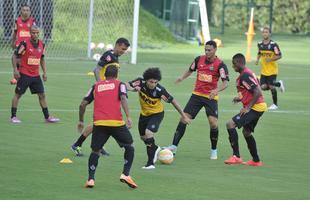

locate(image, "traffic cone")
(245, 7), (255, 63)
(60, 158), (73, 164)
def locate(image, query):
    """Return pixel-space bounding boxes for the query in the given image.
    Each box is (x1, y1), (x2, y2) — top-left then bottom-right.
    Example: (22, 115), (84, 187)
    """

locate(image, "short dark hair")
(105, 65), (118, 78)
(232, 53), (246, 65)
(143, 67), (162, 81)
(21, 3), (31, 8)
(115, 38), (130, 47)
(31, 25), (40, 31)
(205, 40), (217, 48)
(263, 26), (271, 33)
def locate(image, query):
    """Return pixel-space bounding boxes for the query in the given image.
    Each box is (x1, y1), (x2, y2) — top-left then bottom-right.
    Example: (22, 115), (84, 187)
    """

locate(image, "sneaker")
(165, 145), (177, 155)
(120, 174), (138, 188)
(224, 155), (243, 165)
(45, 116), (60, 123)
(268, 104), (278, 110)
(71, 144), (83, 156)
(84, 179), (95, 188)
(100, 148), (110, 156)
(10, 116), (21, 123)
(210, 149), (218, 160)
(242, 160), (263, 167)
(142, 165), (155, 170)
(153, 146), (161, 164)
(278, 80), (285, 92)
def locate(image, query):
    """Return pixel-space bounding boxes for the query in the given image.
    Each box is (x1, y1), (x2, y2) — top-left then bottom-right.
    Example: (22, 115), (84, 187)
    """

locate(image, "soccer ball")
(158, 149), (174, 164)
(92, 53), (101, 61)
(90, 42), (96, 50)
(97, 42), (105, 49)
(106, 44), (114, 50)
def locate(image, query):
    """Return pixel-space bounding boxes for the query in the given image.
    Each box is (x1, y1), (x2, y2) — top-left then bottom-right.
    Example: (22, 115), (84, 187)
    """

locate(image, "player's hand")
(240, 107), (249, 116)
(232, 97), (241, 104)
(175, 77), (183, 84)
(126, 117), (133, 129)
(209, 89), (218, 99)
(42, 73), (47, 81)
(180, 115), (191, 125)
(13, 70), (20, 80)
(134, 86), (141, 91)
(77, 121), (84, 133)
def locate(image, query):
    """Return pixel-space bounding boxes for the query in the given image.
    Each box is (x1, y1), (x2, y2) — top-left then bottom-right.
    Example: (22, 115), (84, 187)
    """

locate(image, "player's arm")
(175, 57), (199, 84)
(93, 65), (102, 81)
(209, 62), (229, 99)
(255, 43), (261, 65)
(12, 42), (26, 79)
(40, 44), (47, 81)
(11, 20), (17, 49)
(267, 43), (282, 62)
(126, 78), (142, 92)
(171, 99), (191, 125)
(119, 83), (132, 128)
(78, 85), (94, 132)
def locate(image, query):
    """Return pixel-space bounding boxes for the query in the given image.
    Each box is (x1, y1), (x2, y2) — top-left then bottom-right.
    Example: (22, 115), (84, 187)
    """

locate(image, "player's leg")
(205, 99), (219, 160)
(11, 74), (28, 123)
(260, 75), (269, 91)
(268, 75), (278, 110)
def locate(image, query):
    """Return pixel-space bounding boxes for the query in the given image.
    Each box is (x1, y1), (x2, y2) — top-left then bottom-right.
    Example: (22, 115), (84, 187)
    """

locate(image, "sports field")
(1, 34), (309, 200)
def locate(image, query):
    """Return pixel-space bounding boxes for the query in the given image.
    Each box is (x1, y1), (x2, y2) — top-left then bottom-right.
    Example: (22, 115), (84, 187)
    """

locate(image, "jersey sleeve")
(218, 62), (229, 81)
(83, 85), (95, 104)
(257, 42), (261, 55)
(128, 77), (142, 88)
(97, 51), (117, 67)
(189, 56), (200, 72)
(273, 43), (281, 56)
(240, 73), (258, 93)
(14, 41), (27, 57)
(159, 86), (174, 103)
(119, 82), (128, 99)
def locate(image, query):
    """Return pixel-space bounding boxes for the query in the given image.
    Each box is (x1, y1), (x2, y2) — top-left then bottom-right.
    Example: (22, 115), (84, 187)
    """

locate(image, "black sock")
(227, 128), (240, 157)
(210, 128), (219, 150)
(11, 107), (17, 118)
(144, 138), (157, 166)
(123, 144), (134, 176)
(74, 135), (86, 147)
(274, 82), (281, 87)
(271, 88), (277, 105)
(42, 107), (49, 119)
(244, 135), (260, 162)
(88, 152), (100, 180)
(172, 122), (187, 146)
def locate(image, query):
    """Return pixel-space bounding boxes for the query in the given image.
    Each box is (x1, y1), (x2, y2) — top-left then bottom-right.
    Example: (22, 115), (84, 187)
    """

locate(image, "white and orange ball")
(158, 149), (174, 164)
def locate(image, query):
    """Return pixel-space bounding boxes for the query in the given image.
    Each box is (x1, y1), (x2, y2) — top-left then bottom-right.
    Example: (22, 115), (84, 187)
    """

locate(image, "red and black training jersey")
(236, 67), (267, 112)
(129, 77), (173, 116)
(189, 55), (229, 100)
(14, 16), (35, 46)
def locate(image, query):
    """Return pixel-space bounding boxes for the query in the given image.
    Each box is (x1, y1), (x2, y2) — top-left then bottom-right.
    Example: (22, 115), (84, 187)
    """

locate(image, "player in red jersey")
(166, 40), (229, 160)
(84, 65), (137, 189)
(10, 25), (59, 123)
(224, 53), (267, 167)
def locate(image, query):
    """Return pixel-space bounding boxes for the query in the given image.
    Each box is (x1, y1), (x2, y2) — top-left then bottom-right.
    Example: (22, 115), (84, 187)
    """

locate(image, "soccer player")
(84, 65), (137, 189)
(10, 25), (59, 123)
(127, 67), (191, 169)
(10, 3), (36, 84)
(71, 38), (130, 156)
(224, 53), (267, 167)
(256, 27), (285, 110)
(166, 40), (229, 159)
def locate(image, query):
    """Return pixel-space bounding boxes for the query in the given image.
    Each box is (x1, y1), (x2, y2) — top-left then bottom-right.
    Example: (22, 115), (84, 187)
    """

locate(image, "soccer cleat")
(100, 148), (110, 156)
(210, 149), (218, 160)
(84, 179), (95, 188)
(10, 116), (21, 123)
(242, 160), (263, 167)
(142, 165), (155, 170)
(164, 145), (177, 155)
(120, 174), (138, 188)
(71, 144), (83, 156)
(153, 146), (161, 164)
(278, 80), (285, 92)
(268, 104), (278, 110)
(224, 155), (243, 165)
(45, 116), (60, 123)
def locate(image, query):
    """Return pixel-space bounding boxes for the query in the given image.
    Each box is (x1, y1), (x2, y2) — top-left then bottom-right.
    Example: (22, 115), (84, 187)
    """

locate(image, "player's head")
(205, 40), (217, 59)
(143, 67), (162, 90)
(262, 27), (271, 40)
(20, 3), (31, 19)
(30, 25), (40, 41)
(114, 38), (130, 56)
(104, 65), (119, 79)
(232, 53), (246, 72)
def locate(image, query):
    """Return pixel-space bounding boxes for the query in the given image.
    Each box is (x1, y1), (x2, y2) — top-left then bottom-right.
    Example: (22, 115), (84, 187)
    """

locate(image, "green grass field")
(1, 34), (310, 200)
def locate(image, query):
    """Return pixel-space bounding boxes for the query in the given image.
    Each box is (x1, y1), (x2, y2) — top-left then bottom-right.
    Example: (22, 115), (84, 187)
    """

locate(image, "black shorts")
(91, 125), (133, 151)
(232, 109), (264, 132)
(260, 75), (277, 86)
(138, 112), (164, 136)
(15, 73), (44, 95)
(184, 94), (218, 119)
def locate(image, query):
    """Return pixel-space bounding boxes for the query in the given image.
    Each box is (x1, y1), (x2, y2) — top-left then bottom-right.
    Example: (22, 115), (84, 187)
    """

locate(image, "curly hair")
(143, 67), (162, 81)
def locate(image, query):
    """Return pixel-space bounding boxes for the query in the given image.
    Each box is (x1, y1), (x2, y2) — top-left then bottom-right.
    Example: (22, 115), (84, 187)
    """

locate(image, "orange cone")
(245, 8), (255, 63)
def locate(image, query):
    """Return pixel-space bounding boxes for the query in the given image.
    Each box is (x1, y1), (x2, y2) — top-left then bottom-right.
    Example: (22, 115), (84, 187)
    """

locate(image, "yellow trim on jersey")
(260, 50), (278, 76)
(139, 91), (164, 116)
(192, 91), (219, 101)
(99, 62), (120, 80)
(94, 120), (125, 127)
(252, 102), (267, 112)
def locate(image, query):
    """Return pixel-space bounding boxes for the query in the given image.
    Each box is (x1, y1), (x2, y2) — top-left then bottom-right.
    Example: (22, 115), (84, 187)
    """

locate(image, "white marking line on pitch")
(1, 109), (310, 115)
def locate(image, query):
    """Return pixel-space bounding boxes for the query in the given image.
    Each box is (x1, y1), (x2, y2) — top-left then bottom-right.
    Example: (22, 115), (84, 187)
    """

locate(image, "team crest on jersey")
(209, 65), (214, 71)
(152, 90), (157, 96)
(27, 23), (31, 27)
(38, 48), (42, 53)
(268, 44), (271, 49)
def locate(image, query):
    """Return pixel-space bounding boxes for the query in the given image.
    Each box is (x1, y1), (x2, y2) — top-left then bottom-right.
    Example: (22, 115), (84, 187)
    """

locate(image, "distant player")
(166, 40), (229, 160)
(10, 25), (59, 123)
(84, 65), (137, 189)
(256, 27), (285, 110)
(127, 67), (190, 169)
(224, 53), (266, 166)
(71, 38), (130, 156)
